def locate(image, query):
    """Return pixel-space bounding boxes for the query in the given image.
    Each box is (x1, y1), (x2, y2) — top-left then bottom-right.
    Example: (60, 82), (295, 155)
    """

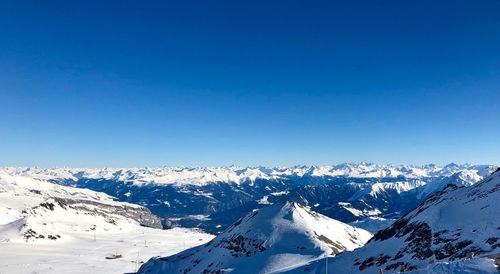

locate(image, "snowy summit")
(138, 202), (372, 274)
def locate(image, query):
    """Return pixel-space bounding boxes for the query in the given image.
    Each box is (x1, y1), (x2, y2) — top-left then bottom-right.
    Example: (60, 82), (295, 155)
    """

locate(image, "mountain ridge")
(138, 202), (372, 274)
(1, 163), (495, 186)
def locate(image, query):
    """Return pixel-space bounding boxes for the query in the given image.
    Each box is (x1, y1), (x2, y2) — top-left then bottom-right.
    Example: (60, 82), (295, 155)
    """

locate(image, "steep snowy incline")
(138, 202), (372, 274)
(286, 168), (500, 273)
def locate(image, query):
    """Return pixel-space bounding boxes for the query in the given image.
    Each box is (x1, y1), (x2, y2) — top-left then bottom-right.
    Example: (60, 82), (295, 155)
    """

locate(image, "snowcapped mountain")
(286, 168), (500, 273)
(138, 202), (372, 274)
(1, 163), (494, 186)
(416, 168), (489, 199)
(0, 171), (214, 274)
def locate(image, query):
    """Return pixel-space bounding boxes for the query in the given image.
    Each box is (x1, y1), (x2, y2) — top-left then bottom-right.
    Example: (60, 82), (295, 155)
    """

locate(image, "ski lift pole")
(325, 254), (328, 274)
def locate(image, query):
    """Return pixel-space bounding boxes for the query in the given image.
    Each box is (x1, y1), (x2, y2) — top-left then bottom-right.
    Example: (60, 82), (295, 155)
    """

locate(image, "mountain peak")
(139, 202), (372, 274)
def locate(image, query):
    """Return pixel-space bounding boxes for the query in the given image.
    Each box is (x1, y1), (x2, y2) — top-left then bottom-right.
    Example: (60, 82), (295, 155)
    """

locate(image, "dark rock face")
(363, 213), (485, 270)
(53, 197), (162, 228)
(364, 222), (488, 271)
(372, 218), (409, 241)
(362, 221), (432, 270)
(22, 228), (61, 241)
(359, 256), (374, 270)
(214, 234), (266, 257)
(39, 202), (55, 211)
(405, 223), (433, 260)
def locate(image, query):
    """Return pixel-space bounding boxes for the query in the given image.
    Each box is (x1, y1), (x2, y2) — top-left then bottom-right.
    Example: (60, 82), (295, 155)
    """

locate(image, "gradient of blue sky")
(1, 1), (499, 167)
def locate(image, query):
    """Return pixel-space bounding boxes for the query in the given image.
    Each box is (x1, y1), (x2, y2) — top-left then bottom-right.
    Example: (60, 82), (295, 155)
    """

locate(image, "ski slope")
(0, 172), (214, 274)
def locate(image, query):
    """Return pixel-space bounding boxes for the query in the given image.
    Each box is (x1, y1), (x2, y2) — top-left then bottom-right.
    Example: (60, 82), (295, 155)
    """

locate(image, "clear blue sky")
(1, 1), (499, 167)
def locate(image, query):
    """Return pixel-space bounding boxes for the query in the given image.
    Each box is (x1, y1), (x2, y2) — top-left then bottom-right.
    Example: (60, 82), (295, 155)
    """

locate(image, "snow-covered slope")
(0, 172), (214, 273)
(0, 171), (162, 234)
(138, 202), (372, 274)
(286, 168), (500, 273)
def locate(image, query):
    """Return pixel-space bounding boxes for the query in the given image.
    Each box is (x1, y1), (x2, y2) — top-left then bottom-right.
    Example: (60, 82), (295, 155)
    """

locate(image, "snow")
(138, 202), (372, 274)
(1, 163), (494, 186)
(349, 181), (425, 201)
(259, 195), (271, 204)
(169, 214), (211, 221)
(338, 202), (382, 218)
(0, 227), (213, 274)
(284, 169), (500, 273)
(0, 172), (214, 274)
(285, 257), (499, 274)
(0, 164), (497, 273)
(349, 217), (395, 233)
(417, 169), (486, 199)
(270, 191), (290, 196)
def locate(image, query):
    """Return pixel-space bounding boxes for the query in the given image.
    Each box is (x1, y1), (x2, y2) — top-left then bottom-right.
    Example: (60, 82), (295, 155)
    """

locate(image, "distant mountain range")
(1, 163), (496, 234)
(2, 163), (494, 186)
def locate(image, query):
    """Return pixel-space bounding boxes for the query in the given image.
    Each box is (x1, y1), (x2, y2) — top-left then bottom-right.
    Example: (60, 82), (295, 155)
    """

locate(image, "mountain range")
(1, 163), (494, 234)
(2, 163), (493, 186)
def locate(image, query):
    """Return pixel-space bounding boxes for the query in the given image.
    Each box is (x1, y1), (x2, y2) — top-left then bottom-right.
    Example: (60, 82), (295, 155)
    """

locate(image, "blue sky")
(1, 1), (499, 167)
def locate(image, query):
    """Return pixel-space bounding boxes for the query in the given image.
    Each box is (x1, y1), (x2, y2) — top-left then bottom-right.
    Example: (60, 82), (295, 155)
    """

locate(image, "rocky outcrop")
(52, 197), (162, 228)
